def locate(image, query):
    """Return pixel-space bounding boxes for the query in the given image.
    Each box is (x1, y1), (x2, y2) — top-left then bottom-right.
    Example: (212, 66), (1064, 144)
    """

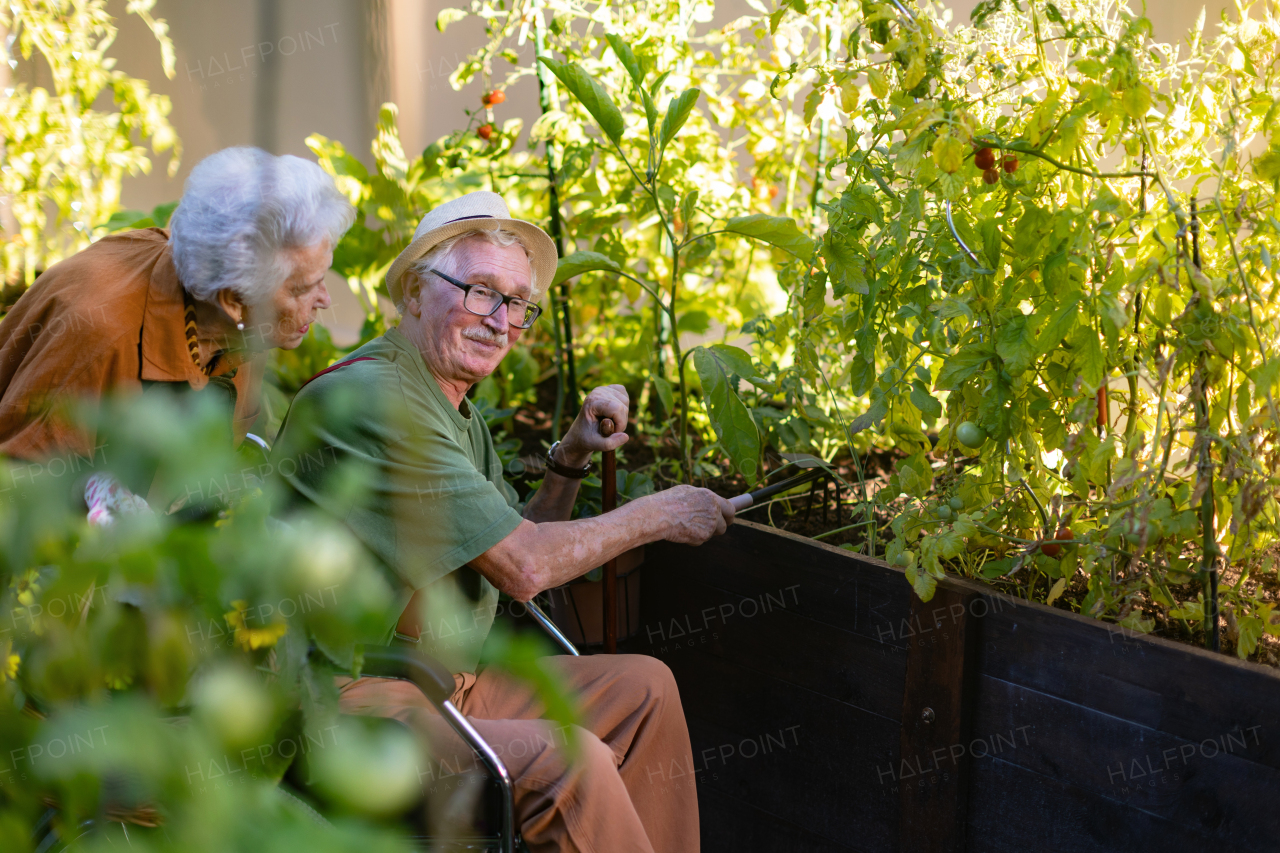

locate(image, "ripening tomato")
(482, 90), (506, 106)
(974, 147), (996, 170)
(982, 169), (1000, 185)
(1003, 155), (1019, 173)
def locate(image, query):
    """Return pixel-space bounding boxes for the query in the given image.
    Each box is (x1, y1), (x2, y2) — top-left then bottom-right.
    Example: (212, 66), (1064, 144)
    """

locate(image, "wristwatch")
(545, 441), (592, 479)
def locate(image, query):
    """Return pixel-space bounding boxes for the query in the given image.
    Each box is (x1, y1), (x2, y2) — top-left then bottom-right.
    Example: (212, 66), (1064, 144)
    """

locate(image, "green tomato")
(955, 421), (987, 449)
(936, 504), (953, 520)
(311, 718), (421, 817)
(948, 496), (965, 511)
(193, 665), (274, 748)
(893, 552), (910, 568)
(290, 523), (359, 593)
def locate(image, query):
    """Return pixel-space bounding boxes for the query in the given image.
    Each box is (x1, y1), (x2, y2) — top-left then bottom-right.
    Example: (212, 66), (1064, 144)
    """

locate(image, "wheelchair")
(33, 435), (583, 853)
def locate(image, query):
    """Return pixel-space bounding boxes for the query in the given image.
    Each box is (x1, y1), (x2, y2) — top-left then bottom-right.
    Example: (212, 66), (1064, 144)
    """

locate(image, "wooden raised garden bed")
(619, 520), (1280, 853)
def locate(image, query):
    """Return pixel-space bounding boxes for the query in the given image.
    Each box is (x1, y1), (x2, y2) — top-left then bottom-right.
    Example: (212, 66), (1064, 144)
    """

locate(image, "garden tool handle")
(729, 467), (829, 513)
(600, 418), (618, 653)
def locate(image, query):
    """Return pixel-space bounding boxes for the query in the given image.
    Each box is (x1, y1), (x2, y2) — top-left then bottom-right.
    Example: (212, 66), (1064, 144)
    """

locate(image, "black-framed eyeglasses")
(429, 268), (542, 329)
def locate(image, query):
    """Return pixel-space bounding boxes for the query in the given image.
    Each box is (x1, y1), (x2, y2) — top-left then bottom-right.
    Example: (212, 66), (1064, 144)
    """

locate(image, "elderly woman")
(0, 146), (353, 518)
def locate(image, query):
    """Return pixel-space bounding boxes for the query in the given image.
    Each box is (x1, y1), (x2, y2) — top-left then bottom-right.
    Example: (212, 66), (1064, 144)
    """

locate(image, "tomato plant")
(747, 0), (1280, 656)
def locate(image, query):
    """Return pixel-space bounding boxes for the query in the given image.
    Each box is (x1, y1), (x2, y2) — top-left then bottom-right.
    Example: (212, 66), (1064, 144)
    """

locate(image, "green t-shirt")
(270, 327), (523, 673)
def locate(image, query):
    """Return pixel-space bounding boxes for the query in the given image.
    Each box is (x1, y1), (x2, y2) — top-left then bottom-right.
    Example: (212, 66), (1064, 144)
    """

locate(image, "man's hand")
(653, 484), (736, 545)
(557, 384), (630, 467)
(476, 482), (737, 600)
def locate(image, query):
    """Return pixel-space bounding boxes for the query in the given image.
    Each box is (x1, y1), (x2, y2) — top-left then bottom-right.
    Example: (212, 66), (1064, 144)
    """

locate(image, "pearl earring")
(236, 322), (244, 330)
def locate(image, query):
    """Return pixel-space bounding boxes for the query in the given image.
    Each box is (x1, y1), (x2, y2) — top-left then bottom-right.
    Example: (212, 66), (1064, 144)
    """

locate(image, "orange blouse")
(0, 228), (264, 461)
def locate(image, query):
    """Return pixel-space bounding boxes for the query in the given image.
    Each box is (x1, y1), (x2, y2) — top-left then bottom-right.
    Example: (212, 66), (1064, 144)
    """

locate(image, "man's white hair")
(169, 147), (355, 305)
(400, 228), (539, 314)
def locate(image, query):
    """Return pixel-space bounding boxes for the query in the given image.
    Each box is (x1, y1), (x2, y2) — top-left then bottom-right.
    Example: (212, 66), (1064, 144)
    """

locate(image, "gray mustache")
(463, 327), (508, 347)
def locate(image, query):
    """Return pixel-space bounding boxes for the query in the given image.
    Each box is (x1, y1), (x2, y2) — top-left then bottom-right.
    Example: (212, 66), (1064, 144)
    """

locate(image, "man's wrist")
(546, 440), (591, 477)
(552, 439), (591, 470)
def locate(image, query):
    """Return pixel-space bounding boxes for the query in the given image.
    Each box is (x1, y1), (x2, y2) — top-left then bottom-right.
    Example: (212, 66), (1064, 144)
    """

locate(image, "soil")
(501, 376), (1280, 670)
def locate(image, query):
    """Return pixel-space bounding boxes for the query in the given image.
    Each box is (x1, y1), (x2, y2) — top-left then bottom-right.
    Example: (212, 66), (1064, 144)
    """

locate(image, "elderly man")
(0, 147), (352, 520)
(270, 192), (734, 852)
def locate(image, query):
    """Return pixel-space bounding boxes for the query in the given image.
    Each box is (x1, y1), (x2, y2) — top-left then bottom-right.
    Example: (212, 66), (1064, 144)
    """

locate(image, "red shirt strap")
(299, 356), (379, 391)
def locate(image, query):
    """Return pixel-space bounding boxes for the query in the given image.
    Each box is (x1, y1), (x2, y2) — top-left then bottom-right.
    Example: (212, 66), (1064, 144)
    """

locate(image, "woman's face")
(249, 242), (333, 350)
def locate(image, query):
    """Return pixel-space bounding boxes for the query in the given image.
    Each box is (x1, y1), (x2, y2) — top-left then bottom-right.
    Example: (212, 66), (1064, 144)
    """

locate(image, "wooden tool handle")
(601, 417), (618, 653)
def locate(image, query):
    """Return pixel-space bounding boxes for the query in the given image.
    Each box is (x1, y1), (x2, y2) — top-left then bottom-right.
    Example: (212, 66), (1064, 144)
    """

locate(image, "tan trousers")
(338, 653), (699, 853)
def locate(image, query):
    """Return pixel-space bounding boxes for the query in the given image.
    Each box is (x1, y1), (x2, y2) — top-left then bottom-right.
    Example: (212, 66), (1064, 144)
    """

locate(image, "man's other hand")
(559, 384), (630, 465)
(658, 485), (736, 545)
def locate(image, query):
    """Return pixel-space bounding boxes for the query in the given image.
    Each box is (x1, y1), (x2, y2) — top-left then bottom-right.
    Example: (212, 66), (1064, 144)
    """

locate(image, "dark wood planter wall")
(619, 520), (1280, 853)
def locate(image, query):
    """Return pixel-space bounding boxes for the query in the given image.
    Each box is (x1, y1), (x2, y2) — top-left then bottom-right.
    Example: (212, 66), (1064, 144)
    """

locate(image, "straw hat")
(384, 191), (557, 306)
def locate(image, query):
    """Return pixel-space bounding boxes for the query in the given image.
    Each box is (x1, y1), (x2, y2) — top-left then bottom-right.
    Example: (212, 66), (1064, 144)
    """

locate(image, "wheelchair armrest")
(359, 645), (456, 706)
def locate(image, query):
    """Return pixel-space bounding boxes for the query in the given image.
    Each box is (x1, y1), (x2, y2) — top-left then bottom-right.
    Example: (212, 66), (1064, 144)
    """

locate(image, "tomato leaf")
(694, 346), (761, 484)
(909, 381), (943, 418)
(899, 451), (933, 497)
(1037, 295), (1081, 354)
(538, 57), (626, 145)
(996, 313), (1039, 374)
(936, 343), (994, 390)
(849, 356), (876, 396)
(823, 232), (868, 296)
(723, 214), (816, 259)
(436, 8), (468, 31)
(848, 399), (889, 435)
(1073, 329), (1107, 388)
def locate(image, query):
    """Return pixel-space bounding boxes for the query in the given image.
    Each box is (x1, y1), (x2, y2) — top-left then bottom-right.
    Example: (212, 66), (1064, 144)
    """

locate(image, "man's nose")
(482, 302), (508, 331)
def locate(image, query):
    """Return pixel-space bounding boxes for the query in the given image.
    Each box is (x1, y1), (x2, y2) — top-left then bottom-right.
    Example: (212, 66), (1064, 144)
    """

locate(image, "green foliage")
(6, 10), (1280, 851)
(0, 390), (588, 848)
(0, 0), (180, 286)
(745, 0), (1280, 659)
(694, 345), (762, 483)
(430, 0), (1280, 657)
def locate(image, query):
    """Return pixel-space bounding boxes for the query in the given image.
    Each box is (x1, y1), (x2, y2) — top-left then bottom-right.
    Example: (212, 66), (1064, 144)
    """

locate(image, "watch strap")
(545, 441), (591, 479)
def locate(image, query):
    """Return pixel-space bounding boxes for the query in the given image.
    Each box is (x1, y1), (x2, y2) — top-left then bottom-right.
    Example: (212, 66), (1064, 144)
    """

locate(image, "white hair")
(400, 228), (538, 313)
(169, 147), (355, 305)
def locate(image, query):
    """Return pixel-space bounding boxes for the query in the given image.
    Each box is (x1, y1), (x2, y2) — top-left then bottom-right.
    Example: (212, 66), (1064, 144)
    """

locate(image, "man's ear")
(401, 271), (423, 316)
(215, 289), (246, 326)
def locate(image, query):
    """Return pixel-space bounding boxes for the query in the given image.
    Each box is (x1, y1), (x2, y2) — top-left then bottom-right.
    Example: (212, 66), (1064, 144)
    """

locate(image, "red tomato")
(478, 124), (493, 141)
(974, 148), (996, 170)
(1040, 527), (1073, 558)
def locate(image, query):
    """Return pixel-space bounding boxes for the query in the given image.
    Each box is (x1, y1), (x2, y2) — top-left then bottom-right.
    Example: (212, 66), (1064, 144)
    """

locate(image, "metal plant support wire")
(944, 200), (981, 264)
